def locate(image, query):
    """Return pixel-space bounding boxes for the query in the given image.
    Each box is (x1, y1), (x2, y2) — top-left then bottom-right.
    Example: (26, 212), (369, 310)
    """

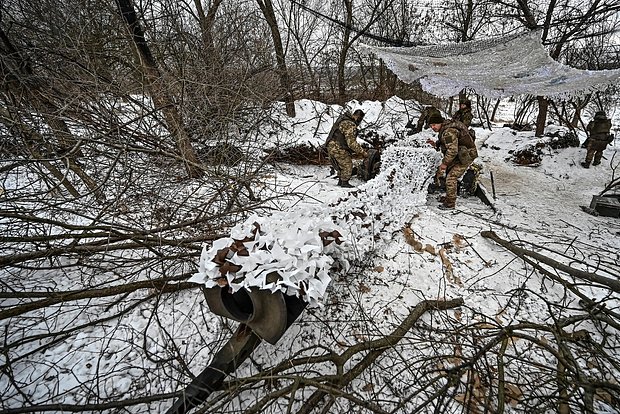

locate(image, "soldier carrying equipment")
(452, 97), (473, 127)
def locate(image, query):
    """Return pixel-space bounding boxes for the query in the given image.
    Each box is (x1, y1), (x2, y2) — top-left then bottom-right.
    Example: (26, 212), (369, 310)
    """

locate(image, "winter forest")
(1, 0), (620, 413)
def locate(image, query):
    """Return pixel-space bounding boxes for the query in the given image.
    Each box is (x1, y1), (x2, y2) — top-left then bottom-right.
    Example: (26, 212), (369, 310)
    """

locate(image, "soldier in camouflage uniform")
(581, 111), (613, 168)
(429, 113), (478, 210)
(325, 109), (368, 188)
(452, 98), (473, 127)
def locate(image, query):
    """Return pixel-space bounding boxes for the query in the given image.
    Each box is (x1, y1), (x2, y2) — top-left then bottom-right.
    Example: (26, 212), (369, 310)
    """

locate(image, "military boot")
(338, 179), (354, 188)
(581, 161), (590, 169)
(438, 197), (456, 210)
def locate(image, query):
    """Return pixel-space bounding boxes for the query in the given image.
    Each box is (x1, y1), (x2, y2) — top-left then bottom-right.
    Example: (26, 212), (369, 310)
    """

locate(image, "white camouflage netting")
(191, 146), (440, 307)
(360, 30), (620, 99)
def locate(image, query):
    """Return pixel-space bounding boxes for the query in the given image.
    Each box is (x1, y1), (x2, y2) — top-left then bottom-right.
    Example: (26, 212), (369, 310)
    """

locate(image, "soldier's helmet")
(594, 111), (607, 120)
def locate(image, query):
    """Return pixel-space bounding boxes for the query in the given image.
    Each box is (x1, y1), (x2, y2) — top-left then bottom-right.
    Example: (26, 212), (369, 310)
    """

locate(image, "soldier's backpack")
(591, 119), (612, 135)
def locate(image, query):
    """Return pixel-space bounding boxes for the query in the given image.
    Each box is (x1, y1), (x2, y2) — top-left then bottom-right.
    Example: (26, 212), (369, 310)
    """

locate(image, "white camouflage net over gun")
(191, 145), (440, 307)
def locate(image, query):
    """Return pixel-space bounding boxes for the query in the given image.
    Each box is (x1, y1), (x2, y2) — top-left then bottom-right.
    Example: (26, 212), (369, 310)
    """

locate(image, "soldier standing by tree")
(429, 113), (478, 210)
(325, 109), (368, 188)
(581, 111), (613, 168)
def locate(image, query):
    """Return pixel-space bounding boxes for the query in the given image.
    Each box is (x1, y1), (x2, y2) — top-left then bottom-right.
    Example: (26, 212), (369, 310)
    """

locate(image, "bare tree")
(440, 0), (506, 42)
(332, 0), (396, 104)
(192, 0), (224, 65)
(0, 24), (103, 200)
(115, 0), (203, 178)
(278, 0), (335, 100)
(362, 0), (430, 99)
(256, 0), (296, 117)
(496, 0), (620, 136)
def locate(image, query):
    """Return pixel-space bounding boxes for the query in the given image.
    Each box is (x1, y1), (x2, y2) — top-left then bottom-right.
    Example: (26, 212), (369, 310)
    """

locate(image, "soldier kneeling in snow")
(428, 114), (478, 210)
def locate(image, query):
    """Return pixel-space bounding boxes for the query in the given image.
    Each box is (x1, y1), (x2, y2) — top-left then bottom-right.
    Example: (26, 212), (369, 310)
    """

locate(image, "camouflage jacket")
(452, 108), (473, 127)
(586, 119), (612, 141)
(325, 113), (366, 156)
(438, 120), (476, 165)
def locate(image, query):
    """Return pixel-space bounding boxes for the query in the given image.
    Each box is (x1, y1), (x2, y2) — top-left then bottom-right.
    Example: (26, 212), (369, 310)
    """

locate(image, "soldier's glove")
(426, 139), (440, 151)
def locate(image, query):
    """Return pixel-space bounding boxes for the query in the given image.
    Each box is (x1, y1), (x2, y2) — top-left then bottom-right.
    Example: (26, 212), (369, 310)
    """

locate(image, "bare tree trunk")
(256, 0), (296, 117)
(115, 0), (203, 178)
(337, 0), (353, 105)
(490, 98), (501, 123)
(481, 230), (620, 293)
(194, 0), (223, 66)
(462, 0), (474, 41)
(535, 95), (548, 137)
(570, 95), (591, 127)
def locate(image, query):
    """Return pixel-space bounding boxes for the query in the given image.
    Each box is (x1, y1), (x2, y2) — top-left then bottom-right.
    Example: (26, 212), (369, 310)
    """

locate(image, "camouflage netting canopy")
(360, 30), (620, 99)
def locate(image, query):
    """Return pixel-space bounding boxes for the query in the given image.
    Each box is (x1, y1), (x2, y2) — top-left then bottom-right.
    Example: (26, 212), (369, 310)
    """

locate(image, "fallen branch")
(292, 297), (465, 414)
(481, 231), (620, 294)
(0, 275), (197, 320)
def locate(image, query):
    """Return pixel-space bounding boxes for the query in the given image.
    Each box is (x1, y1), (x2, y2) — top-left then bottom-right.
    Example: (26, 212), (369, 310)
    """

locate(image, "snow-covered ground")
(1, 97), (619, 413)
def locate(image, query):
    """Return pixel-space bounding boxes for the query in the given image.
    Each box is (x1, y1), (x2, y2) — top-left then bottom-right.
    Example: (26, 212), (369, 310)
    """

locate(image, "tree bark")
(115, 0), (203, 178)
(337, 0), (353, 105)
(194, 0), (223, 66)
(535, 95), (548, 137)
(256, 0), (296, 117)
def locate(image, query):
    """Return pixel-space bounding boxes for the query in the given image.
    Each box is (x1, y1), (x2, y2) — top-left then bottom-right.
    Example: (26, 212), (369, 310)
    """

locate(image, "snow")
(1, 97), (619, 413)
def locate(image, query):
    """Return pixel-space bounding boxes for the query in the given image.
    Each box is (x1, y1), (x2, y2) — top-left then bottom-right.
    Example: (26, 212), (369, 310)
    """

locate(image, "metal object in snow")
(165, 286), (307, 414)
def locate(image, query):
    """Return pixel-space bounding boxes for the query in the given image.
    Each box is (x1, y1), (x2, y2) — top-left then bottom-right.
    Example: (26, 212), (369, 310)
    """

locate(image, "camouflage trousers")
(444, 162), (470, 206)
(585, 140), (607, 165)
(327, 141), (353, 181)
(585, 148), (604, 165)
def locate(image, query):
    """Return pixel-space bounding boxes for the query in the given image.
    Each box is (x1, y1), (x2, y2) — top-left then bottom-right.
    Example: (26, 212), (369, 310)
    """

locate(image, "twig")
(559, 219), (581, 231)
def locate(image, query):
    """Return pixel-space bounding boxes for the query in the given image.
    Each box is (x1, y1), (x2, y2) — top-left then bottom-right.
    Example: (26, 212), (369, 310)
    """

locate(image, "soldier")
(407, 106), (442, 134)
(452, 98), (473, 127)
(428, 113), (478, 210)
(581, 111), (613, 168)
(325, 109), (368, 188)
